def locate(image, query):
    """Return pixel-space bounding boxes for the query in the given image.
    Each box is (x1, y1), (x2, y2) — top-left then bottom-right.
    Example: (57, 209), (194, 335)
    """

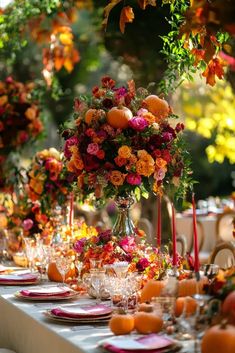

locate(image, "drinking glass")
(152, 296), (176, 328)
(56, 255), (71, 286)
(90, 258), (102, 269)
(90, 269), (105, 303)
(23, 238), (37, 272)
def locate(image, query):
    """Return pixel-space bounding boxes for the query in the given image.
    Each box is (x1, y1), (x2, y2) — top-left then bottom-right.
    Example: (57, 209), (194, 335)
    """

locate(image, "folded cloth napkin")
(102, 334), (175, 353)
(0, 273), (38, 282)
(20, 286), (72, 297)
(51, 304), (112, 318)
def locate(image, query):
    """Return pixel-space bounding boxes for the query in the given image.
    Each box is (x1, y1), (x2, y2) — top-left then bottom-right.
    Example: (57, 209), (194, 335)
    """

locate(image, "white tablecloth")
(176, 214), (217, 253)
(0, 283), (195, 353)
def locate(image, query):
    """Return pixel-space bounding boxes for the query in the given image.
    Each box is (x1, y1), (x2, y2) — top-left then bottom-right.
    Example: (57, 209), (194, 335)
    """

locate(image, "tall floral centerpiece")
(26, 148), (71, 214)
(62, 76), (190, 237)
(0, 77), (44, 192)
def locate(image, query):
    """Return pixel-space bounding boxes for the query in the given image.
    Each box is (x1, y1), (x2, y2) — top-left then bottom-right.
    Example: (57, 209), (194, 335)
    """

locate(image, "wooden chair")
(176, 234), (187, 256)
(137, 218), (154, 245)
(209, 241), (235, 269)
(216, 210), (235, 242)
(190, 220), (209, 264)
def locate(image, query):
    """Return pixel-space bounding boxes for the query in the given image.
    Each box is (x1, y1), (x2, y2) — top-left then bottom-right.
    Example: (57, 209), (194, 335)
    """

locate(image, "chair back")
(137, 218), (153, 245)
(209, 241), (235, 269)
(216, 210), (235, 242)
(176, 234), (187, 256)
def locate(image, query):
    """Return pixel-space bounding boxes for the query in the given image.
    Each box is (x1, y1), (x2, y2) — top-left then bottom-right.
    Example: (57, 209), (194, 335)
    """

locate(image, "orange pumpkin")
(47, 262), (77, 282)
(138, 303), (154, 313)
(109, 313), (135, 335)
(201, 323), (235, 353)
(178, 277), (207, 297)
(175, 296), (197, 317)
(134, 311), (163, 334)
(222, 291), (235, 324)
(140, 280), (165, 303)
(143, 95), (169, 119)
(107, 106), (133, 129)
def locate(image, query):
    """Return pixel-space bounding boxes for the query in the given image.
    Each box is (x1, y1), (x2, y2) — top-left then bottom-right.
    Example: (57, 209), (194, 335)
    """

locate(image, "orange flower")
(142, 111), (156, 124)
(118, 145), (132, 159)
(67, 160), (77, 173)
(155, 158), (167, 169)
(25, 106), (37, 120)
(138, 150), (154, 165)
(77, 174), (84, 189)
(73, 156), (84, 170)
(110, 170), (126, 186)
(0, 95), (8, 106)
(136, 160), (155, 177)
(153, 182), (163, 195)
(114, 156), (127, 167)
(29, 179), (43, 195)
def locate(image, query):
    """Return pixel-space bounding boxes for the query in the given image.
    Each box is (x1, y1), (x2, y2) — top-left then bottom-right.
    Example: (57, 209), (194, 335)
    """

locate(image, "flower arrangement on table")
(26, 148), (72, 213)
(0, 76), (44, 155)
(61, 76), (191, 205)
(74, 229), (174, 279)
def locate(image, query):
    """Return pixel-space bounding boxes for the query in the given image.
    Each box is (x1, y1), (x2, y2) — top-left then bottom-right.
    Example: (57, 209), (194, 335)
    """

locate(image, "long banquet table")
(0, 283), (195, 353)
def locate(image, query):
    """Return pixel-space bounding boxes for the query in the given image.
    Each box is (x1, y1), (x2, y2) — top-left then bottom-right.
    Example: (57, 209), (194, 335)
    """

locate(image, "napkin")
(20, 286), (72, 297)
(103, 334), (175, 353)
(51, 304), (112, 318)
(0, 273), (38, 282)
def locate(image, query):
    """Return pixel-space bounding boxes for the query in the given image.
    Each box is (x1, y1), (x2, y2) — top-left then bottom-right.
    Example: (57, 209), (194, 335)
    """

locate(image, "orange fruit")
(85, 109), (98, 125)
(134, 312), (163, 334)
(107, 106), (133, 129)
(143, 95), (169, 119)
(201, 324), (235, 353)
(140, 279), (165, 303)
(47, 262), (77, 282)
(109, 314), (135, 335)
(175, 296), (197, 317)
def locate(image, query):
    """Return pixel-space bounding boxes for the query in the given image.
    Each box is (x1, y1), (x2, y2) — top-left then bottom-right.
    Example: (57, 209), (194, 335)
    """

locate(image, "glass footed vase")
(112, 194), (136, 237)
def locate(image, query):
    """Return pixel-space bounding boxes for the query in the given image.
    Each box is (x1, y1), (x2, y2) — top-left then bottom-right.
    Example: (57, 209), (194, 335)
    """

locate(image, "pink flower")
(64, 136), (78, 159)
(87, 143), (99, 156)
(119, 236), (136, 253)
(136, 258), (150, 271)
(154, 168), (166, 181)
(137, 108), (148, 116)
(126, 173), (142, 185)
(128, 117), (148, 131)
(22, 219), (34, 231)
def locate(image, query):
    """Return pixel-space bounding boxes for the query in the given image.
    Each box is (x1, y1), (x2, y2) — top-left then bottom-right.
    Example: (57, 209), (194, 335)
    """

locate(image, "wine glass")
(90, 269), (105, 303)
(56, 255), (71, 287)
(23, 237), (37, 273)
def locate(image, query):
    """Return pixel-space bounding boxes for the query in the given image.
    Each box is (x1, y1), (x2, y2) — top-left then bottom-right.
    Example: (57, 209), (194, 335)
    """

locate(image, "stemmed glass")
(90, 269), (105, 303)
(23, 237), (37, 273)
(55, 242), (72, 286)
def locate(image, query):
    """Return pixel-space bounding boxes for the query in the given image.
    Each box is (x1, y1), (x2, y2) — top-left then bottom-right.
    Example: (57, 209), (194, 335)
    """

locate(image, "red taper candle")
(69, 192), (74, 228)
(171, 202), (177, 266)
(192, 193), (200, 273)
(157, 195), (162, 248)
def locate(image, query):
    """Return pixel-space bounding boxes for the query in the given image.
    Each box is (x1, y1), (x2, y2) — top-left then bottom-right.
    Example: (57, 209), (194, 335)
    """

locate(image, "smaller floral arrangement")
(26, 148), (71, 212)
(204, 267), (235, 299)
(0, 77), (44, 155)
(62, 76), (191, 204)
(74, 229), (173, 279)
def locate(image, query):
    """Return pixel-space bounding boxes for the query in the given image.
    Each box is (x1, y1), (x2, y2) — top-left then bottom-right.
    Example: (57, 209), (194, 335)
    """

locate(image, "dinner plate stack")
(100, 334), (182, 353)
(15, 285), (79, 301)
(0, 273), (39, 285)
(45, 303), (112, 324)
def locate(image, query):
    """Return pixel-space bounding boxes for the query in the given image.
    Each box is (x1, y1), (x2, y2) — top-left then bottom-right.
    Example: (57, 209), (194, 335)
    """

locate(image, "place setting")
(14, 285), (79, 301)
(44, 303), (113, 324)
